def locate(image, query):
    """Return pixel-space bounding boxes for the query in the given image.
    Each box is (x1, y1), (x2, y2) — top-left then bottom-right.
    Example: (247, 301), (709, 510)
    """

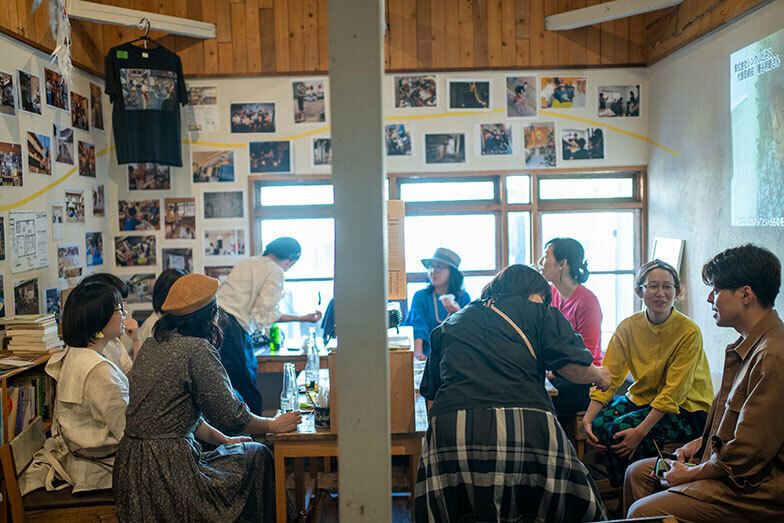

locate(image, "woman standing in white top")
(217, 237), (322, 415)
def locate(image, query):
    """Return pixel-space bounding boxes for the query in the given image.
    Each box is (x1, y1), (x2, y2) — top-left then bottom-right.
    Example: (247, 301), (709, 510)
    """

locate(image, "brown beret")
(161, 274), (220, 316)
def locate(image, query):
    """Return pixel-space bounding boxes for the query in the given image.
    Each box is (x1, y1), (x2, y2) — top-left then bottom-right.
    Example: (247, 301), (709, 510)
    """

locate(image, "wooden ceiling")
(0, 0), (771, 78)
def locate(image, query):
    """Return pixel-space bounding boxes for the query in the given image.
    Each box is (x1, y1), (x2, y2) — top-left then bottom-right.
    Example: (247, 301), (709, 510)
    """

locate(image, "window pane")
(400, 181), (494, 202)
(506, 175), (531, 204)
(541, 211), (635, 271)
(278, 280), (334, 342)
(404, 214), (496, 271)
(508, 212), (531, 266)
(260, 218), (334, 278)
(259, 185), (334, 206)
(583, 273), (635, 352)
(539, 177), (634, 200)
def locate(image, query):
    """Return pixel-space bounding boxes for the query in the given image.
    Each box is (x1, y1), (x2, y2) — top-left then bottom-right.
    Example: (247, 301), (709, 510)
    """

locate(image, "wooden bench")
(0, 417), (117, 522)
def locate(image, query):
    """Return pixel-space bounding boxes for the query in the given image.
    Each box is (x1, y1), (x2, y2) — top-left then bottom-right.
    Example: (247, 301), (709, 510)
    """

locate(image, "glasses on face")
(115, 302), (128, 315)
(641, 283), (677, 292)
(428, 264), (448, 273)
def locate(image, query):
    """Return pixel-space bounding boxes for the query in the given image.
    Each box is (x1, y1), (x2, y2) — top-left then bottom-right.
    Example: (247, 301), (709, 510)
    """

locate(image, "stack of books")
(0, 314), (64, 352)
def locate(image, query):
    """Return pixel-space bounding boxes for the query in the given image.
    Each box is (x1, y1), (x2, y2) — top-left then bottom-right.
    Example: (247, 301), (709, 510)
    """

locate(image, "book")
(0, 314), (55, 325)
(6, 326), (58, 336)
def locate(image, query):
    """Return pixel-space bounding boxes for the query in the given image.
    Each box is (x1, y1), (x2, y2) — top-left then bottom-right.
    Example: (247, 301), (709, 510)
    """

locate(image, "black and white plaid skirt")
(415, 407), (606, 522)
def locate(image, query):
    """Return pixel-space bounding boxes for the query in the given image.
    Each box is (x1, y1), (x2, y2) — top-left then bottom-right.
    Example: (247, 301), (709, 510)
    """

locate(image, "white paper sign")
(9, 211), (49, 273)
(186, 85), (219, 132)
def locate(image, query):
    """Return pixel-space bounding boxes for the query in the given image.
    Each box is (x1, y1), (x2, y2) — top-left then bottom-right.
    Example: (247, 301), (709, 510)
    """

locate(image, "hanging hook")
(139, 18), (151, 38)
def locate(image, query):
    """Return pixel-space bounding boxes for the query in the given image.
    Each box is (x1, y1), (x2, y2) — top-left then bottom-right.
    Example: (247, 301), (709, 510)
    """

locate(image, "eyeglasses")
(428, 264), (448, 273)
(115, 301), (128, 314)
(641, 283), (677, 292)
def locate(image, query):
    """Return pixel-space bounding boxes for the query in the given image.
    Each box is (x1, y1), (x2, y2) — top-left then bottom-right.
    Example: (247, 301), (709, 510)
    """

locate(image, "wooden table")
(255, 347), (329, 374)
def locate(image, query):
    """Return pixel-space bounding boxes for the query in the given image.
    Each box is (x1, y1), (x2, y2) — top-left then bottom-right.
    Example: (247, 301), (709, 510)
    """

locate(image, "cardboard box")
(328, 349), (415, 433)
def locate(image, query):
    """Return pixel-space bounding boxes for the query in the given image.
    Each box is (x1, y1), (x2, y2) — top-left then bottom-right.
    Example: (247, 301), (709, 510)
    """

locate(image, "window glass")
(540, 211), (635, 271)
(583, 273), (635, 352)
(400, 181), (494, 202)
(259, 185), (334, 206)
(506, 175), (531, 204)
(404, 214), (496, 272)
(259, 218), (334, 278)
(278, 279), (334, 342)
(539, 177), (634, 200)
(507, 211), (531, 266)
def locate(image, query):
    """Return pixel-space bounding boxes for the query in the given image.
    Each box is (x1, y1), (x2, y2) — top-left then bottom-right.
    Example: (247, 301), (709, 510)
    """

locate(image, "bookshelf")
(0, 352), (55, 445)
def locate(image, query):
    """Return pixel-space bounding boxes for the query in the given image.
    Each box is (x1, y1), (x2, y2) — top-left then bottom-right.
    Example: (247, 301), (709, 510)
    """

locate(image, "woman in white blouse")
(216, 237), (322, 415)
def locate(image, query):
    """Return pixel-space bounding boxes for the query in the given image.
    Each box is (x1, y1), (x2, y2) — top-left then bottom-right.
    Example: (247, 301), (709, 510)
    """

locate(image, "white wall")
(0, 32), (110, 319)
(646, 0), (784, 371)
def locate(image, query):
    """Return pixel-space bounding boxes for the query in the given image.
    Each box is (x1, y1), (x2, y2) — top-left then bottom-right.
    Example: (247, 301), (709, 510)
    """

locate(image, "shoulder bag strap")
(486, 302), (537, 361)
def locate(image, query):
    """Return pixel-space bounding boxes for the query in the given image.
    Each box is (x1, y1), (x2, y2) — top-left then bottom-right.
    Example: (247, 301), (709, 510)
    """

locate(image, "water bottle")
(304, 327), (319, 392)
(280, 362), (296, 413)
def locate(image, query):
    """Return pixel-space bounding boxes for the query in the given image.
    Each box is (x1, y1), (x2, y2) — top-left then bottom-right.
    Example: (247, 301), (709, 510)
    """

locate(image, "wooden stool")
(573, 411), (587, 461)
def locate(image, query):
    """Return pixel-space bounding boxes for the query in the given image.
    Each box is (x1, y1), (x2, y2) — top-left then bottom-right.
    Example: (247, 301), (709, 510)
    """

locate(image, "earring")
(95, 331), (104, 339)
(559, 267), (563, 282)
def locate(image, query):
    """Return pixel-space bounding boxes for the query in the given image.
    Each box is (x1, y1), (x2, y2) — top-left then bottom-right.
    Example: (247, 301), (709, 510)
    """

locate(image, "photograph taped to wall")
(57, 243), (82, 281)
(90, 82), (104, 130)
(86, 231), (104, 266)
(394, 75), (437, 108)
(0, 275), (4, 327)
(312, 138), (332, 167)
(561, 128), (605, 161)
(186, 85), (219, 132)
(730, 26), (784, 227)
(8, 211), (49, 273)
(385, 124), (413, 156)
(92, 183), (105, 217)
(120, 68), (177, 111)
(203, 190), (244, 219)
(16, 69), (41, 115)
(425, 133), (466, 164)
(78, 141), (95, 177)
(1, 70), (16, 116)
(44, 68), (68, 111)
(131, 308), (154, 325)
(448, 80), (491, 110)
(477, 123), (513, 156)
(524, 122), (556, 168)
(26, 132), (51, 175)
(64, 188), (85, 223)
(53, 124), (74, 164)
(118, 199), (161, 231)
(204, 265), (233, 283)
(127, 163), (171, 190)
(164, 197), (196, 239)
(0, 141), (23, 186)
(162, 247), (193, 273)
(249, 141), (291, 173)
(60, 286), (74, 313)
(230, 102), (275, 133)
(0, 216), (5, 261)
(192, 150), (234, 182)
(13, 277), (40, 315)
(115, 235), (156, 267)
(45, 287), (60, 318)
(119, 273), (155, 304)
(540, 76), (587, 109)
(506, 76), (537, 117)
(204, 228), (246, 257)
(71, 91), (89, 130)
(293, 79), (326, 123)
(598, 85), (640, 117)
(51, 201), (64, 240)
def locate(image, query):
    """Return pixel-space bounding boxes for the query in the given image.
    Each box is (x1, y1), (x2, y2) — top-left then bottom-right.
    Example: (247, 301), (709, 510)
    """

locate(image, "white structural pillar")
(328, 0), (392, 521)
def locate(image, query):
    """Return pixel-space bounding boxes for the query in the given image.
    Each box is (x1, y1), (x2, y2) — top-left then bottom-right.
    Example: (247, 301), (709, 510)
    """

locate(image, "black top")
(104, 42), (188, 166)
(421, 295), (594, 417)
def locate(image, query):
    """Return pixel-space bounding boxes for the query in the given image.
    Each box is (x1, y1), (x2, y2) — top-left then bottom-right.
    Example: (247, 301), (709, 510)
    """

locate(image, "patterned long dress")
(113, 332), (277, 522)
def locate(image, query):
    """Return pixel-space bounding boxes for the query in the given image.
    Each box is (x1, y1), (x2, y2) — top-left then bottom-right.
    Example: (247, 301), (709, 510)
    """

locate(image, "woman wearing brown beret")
(113, 273), (301, 522)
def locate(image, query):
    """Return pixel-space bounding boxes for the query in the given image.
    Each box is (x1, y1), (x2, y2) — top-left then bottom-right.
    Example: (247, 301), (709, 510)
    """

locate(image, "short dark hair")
(481, 264), (552, 305)
(154, 302), (224, 347)
(546, 237), (590, 284)
(152, 269), (187, 313)
(62, 282), (122, 347)
(263, 236), (301, 261)
(426, 266), (465, 298)
(701, 244), (781, 308)
(80, 273), (129, 299)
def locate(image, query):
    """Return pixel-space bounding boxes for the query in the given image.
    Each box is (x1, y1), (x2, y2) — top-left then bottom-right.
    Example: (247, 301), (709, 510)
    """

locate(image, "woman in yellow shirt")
(582, 259), (713, 486)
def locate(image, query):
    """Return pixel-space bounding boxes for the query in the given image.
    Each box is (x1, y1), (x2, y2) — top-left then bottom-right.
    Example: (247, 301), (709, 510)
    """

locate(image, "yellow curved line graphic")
(539, 109), (680, 157)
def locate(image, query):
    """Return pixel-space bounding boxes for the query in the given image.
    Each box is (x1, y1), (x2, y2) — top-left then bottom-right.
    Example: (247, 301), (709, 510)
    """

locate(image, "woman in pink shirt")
(539, 237), (603, 419)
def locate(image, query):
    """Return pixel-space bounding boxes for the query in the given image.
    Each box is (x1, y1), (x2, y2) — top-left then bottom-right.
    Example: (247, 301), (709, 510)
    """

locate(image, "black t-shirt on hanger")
(105, 42), (188, 166)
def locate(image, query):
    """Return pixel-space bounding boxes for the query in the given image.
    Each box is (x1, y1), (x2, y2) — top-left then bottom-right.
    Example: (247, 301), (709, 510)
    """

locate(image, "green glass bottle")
(269, 323), (281, 352)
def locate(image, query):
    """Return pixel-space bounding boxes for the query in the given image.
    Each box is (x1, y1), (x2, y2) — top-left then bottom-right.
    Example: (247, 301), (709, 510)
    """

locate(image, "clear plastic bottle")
(304, 327), (319, 392)
(280, 362), (296, 413)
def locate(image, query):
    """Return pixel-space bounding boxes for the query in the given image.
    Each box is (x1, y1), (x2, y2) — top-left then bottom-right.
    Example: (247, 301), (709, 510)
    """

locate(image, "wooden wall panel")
(3, 0), (765, 78)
